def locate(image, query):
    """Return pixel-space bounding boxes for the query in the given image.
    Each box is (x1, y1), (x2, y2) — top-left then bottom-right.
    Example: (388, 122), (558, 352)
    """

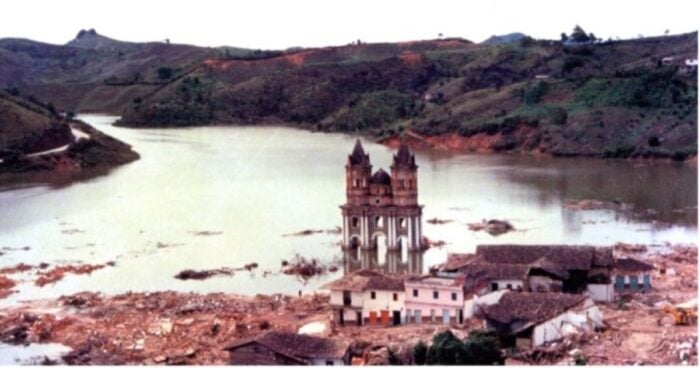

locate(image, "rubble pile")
(0, 275), (17, 299)
(421, 236), (447, 248)
(0, 291), (332, 364)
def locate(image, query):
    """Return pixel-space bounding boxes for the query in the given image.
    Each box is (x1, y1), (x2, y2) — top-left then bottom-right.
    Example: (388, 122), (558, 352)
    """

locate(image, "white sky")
(1, 0), (698, 49)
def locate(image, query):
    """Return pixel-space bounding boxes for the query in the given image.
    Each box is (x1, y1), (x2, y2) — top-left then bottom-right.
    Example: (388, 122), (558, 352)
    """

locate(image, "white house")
(482, 292), (603, 349)
(613, 257), (654, 292)
(322, 269), (405, 326)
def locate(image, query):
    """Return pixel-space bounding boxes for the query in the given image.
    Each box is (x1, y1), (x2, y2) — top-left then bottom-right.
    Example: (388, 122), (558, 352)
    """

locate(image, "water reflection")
(342, 248), (424, 275)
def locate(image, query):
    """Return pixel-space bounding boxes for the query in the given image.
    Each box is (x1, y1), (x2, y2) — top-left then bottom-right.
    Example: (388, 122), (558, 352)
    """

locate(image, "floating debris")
(283, 227), (342, 237)
(189, 231), (223, 236)
(174, 263), (258, 281)
(35, 263), (110, 287)
(61, 229), (86, 235)
(468, 219), (515, 236)
(426, 218), (454, 225)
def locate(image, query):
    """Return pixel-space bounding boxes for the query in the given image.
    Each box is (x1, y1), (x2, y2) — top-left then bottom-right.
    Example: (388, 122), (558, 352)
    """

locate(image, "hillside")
(0, 30), (697, 160)
(118, 33), (698, 160)
(0, 90), (138, 173)
(0, 29), (222, 113)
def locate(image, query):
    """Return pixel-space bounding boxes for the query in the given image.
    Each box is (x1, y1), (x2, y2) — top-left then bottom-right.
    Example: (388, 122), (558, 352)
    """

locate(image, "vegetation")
(417, 329), (504, 365)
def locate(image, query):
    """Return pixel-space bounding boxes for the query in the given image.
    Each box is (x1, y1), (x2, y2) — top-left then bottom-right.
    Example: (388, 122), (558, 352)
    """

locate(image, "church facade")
(340, 140), (425, 254)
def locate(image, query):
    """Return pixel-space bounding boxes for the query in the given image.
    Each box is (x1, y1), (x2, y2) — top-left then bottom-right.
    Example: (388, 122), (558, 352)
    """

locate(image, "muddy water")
(0, 115), (696, 305)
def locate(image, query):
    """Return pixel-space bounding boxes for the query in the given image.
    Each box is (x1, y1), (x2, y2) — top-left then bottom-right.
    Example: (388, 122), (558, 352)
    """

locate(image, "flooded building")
(340, 140), (425, 256)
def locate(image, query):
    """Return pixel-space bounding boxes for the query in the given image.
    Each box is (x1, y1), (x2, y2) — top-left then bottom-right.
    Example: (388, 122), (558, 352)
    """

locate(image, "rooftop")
(615, 257), (654, 272)
(224, 331), (349, 361)
(482, 292), (587, 329)
(321, 269), (405, 292)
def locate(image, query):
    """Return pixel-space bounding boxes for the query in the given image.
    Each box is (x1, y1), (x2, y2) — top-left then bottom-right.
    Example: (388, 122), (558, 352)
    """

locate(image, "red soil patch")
(399, 51), (422, 65)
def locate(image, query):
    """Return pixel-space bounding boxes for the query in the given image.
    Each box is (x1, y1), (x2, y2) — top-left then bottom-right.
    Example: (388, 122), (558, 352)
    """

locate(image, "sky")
(1, 0), (698, 49)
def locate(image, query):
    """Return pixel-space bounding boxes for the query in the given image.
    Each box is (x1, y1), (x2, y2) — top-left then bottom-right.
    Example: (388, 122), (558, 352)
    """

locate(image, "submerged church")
(340, 140), (425, 255)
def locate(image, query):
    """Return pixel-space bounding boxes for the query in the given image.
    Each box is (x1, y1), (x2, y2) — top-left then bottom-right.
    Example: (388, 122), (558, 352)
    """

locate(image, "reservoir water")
(0, 115), (696, 305)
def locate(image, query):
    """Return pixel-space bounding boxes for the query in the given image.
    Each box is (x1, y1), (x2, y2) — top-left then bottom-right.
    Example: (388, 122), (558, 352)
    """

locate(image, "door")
(339, 309), (344, 325)
(614, 275), (625, 290)
(381, 310), (390, 326)
(629, 276), (639, 290)
(442, 309), (450, 325)
(414, 310), (421, 324)
(458, 309), (464, 324)
(356, 311), (362, 326)
(369, 311), (377, 326)
(392, 311), (401, 326)
(643, 274), (651, 291)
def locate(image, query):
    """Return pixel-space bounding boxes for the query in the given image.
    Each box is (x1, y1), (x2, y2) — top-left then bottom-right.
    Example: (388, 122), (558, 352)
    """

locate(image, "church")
(340, 140), (425, 255)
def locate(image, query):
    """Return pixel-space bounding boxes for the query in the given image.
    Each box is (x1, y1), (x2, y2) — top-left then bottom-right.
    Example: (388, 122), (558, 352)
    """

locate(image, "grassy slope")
(118, 33), (697, 159)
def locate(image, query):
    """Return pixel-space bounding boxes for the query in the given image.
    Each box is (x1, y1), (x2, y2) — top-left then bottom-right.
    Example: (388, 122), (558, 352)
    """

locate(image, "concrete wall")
(330, 290), (364, 309)
(586, 283), (614, 302)
(528, 276), (562, 292)
(491, 279), (524, 291)
(361, 290), (405, 319)
(531, 301), (603, 347)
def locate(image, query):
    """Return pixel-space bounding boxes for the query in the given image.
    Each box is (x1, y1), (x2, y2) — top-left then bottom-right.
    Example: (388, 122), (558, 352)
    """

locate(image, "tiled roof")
(615, 257), (654, 272)
(321, 269), (405, 292)
(475, 244), (612, 271)
(225, 331), (349, 360)
(483, 292), (587, 328)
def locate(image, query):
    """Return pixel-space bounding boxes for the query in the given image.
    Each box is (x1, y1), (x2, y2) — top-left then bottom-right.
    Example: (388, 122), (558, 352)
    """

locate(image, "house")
(440, 245), (615, 302)
(613, 258), (654, 292)
(404, 275), (467, 325)
(224, 331), (351, 365)
(322, 269), (405, 326)
(482, 292), (603, 349)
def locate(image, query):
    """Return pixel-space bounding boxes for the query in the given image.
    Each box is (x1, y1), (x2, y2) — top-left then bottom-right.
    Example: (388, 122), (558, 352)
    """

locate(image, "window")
(375, 199), (381, 205)
(412, 289), (418, 297)
(343, 290), (351, 306)
(374, 216), (382, 227)
(491, 283), (498, 291)
(399, 179), (406, 189)
(370, 291), (376, 299)
(353, 179), (360, 188)
(393, 293), (398, 301)
(451, 292), (457, 301)
(399, 218), (406, 228)
(507, 284), (512, 290)
(352, 217), (359, 228)
(433, 291), (439, 299)
(326, 360), (334, 366)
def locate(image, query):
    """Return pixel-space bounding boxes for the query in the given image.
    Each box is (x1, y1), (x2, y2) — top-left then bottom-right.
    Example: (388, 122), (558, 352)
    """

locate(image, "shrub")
(413, 340), (428, 365)
(523, 81), (549, 105)
(157, 67), (174, 80)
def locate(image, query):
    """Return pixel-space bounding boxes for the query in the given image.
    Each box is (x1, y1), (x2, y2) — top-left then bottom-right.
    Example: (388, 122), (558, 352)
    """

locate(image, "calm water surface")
(0, 115), (696, 305)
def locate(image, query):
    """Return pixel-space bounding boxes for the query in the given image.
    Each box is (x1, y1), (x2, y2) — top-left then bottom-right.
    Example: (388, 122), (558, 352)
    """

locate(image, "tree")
(570, 25), (591, 43)
(560, 32), (569, 42)
(157, 67), (173, 80)
(425, 330), (468, 365)
(413, 340), (428, 365)
(463, 330), (504, 365)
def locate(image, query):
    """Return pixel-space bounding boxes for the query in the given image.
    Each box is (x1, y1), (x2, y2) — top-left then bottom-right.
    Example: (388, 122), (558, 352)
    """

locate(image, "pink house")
(404, 275), (466, 324)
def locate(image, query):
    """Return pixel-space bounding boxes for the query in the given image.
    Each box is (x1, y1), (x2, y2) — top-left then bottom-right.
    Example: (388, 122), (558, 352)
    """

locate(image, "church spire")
(392, 141), (416, 169)
(348, 139), (370, 166)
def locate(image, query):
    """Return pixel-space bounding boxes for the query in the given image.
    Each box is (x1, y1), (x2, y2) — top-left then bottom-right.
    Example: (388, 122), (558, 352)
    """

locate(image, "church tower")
(341, 140), (424, 255)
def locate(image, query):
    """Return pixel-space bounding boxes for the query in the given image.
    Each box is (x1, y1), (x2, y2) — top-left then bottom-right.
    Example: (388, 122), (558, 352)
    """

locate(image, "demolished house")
(613, 257), (654, 292)
(224, 331), (351, 365)
(439, 245), (616, 302)
(322, 269), (405, 326)
(482, 292), (603, 349)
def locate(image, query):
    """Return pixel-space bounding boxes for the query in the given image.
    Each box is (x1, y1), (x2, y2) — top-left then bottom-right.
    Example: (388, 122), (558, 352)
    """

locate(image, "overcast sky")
(1, 0), (698, 49)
